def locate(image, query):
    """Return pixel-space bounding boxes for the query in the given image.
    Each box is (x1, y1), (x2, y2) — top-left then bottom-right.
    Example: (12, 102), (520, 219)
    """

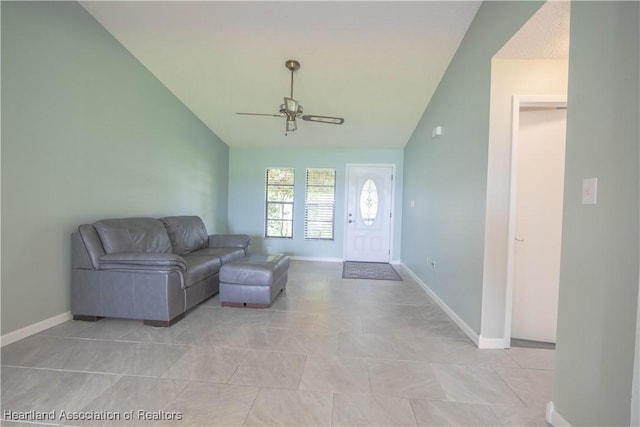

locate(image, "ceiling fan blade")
(301, 115), (344, 125)
(236, 112), (283, 117)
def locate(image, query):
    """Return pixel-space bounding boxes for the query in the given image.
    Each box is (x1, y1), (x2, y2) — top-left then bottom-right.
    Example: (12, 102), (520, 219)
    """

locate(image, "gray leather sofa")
(71, 216), (250, 326)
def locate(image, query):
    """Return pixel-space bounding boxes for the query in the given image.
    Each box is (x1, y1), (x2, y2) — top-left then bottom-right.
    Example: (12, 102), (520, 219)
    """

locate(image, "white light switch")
(582, 177), (598, 205)
(410, 200), (415, 208)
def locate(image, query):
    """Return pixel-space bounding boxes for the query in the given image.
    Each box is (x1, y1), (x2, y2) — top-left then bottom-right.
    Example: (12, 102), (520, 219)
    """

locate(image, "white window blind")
(265, 168), (294, 238)
(305, 168), (336, 240)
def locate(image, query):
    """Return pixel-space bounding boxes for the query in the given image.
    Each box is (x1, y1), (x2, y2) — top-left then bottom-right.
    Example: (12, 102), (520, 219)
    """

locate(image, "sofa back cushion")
(94, 218), (172, 254)
(161, 216), (208, 255)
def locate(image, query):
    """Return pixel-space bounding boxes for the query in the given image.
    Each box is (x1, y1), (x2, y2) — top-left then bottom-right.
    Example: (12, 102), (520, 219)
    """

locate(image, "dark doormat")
(342, 261), (403, 281)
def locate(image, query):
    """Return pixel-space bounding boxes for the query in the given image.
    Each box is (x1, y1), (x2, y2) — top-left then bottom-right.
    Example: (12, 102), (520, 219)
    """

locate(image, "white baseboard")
(288, 256), (343, 263)
(288, 257), (402, 265)
(1, 311), (72, 347)
(401, 263), (480, 347)
(478, 335), (508, 349)
(546, 401), (571, 426)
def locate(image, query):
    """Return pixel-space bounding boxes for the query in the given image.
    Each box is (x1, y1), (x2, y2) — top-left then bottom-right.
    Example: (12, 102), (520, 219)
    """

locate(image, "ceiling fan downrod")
(285, 59), (300, 100)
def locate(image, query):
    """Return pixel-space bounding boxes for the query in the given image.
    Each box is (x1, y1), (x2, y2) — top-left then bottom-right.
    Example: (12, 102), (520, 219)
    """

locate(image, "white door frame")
(503, 95), (567, 347)
(343, 163), (396, 262)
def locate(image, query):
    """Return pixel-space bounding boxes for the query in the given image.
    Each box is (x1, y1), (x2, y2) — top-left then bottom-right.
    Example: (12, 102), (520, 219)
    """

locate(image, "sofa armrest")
(98, 252), (187, 271)
(208, 234), (250, 251)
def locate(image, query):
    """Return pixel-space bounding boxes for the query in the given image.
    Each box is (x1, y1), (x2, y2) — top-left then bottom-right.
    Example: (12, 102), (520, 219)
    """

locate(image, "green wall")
(401, 1), (543, 333)
(553, 2), (639, 424)
(1, 1), (230, 335)
(228, 148), (403, 260)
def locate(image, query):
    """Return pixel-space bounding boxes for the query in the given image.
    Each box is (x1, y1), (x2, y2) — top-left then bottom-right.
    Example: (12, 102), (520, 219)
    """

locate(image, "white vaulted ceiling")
(80, 1), (482, 148)
(495, 1), (570, 59)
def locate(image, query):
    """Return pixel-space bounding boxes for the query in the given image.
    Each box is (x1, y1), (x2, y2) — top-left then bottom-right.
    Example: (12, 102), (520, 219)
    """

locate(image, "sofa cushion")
(161, 216), (208, 255)
(219, 254), (290, 286)
(208, 234), (251, 250)
(190, 247), (246, 264)
(98, 252), (187, 271)
(182, 255), (221, 287)
(94, 218), (172, 254)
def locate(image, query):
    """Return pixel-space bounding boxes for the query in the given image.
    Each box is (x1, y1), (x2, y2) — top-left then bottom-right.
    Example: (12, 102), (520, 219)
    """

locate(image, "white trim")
(632, 273), (640, 426)
(289, 257), (404, 265)
(401, 262), (480, 347)
(504, 95), (567, 346)
(1, 311), (72, 347)
(546, 401), (571, 426)
(288, 256), (343, 263)
(478, 335), (508, 349)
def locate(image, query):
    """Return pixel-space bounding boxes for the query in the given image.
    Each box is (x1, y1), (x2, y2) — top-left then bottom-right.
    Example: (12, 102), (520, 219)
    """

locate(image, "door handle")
(348, 220), (354, 223)
(515, 237), (524, 242)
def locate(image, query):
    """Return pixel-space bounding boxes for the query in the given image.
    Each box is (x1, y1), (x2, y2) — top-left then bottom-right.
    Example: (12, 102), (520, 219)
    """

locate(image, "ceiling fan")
(236, 60), (345, 135)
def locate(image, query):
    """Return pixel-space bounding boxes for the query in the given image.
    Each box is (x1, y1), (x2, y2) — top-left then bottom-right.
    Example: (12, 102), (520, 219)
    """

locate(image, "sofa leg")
(143, 313), (185, 327)
(73, 315), (102, 322)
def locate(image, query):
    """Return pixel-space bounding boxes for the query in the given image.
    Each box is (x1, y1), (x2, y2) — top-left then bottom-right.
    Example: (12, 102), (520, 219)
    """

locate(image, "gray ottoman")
(219, 254), (290, 308)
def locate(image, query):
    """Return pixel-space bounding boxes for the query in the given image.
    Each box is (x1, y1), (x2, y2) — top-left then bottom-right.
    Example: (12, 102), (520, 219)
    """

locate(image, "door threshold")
(510, 338), (556, 350)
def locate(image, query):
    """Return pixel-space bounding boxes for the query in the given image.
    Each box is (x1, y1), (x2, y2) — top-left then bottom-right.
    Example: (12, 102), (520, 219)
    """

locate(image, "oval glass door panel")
(359, 179), (379, 226)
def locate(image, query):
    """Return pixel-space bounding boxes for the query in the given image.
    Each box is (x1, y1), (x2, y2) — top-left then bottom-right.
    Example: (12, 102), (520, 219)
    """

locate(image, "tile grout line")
(240, 385), (262, 426)
(2, 261), (555, 426)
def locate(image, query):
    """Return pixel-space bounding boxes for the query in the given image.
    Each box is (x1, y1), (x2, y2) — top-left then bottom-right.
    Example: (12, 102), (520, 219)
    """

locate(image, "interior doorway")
(344, 164), (394, 262)
(505, 95), (567, 346)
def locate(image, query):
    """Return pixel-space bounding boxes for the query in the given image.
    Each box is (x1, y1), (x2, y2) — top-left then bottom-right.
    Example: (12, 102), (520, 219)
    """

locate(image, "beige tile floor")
(1, 261), (555, 426)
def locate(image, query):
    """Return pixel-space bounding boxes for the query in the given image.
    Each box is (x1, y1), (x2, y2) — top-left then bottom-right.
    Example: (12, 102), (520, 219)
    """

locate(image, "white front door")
(344, 165), (394, 262)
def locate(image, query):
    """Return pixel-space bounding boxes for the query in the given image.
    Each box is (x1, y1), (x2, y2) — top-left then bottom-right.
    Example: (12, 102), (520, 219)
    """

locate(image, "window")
(265, 168), (294, 238)
(305, 168), (336, 240)
(359, 178), (379, 226)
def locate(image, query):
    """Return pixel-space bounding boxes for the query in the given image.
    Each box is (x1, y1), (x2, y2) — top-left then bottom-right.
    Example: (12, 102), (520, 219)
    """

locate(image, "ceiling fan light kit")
(286, 115), (297, 132)
(237, 59), (344, 135)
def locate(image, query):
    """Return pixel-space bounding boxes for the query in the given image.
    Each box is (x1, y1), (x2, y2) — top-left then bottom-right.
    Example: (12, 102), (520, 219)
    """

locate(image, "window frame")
(304, 168), (336, 240)
(264, 167), (295, 239)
